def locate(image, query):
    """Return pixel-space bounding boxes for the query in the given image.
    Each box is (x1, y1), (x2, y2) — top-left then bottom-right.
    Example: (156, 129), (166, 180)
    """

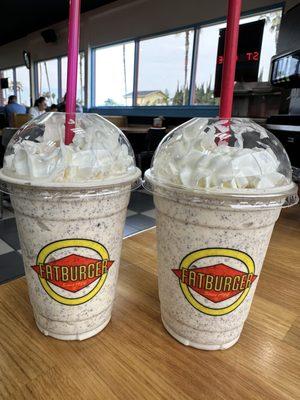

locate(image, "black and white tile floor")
(0, 190), (156, 284)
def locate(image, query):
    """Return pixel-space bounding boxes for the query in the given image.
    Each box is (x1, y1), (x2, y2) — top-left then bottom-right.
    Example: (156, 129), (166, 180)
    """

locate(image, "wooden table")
(0, 206), (299, 399)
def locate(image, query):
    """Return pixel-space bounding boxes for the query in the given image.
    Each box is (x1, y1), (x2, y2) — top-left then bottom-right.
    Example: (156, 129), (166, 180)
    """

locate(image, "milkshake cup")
(0, 113), (141, 340)
(144, 118), (298, 350)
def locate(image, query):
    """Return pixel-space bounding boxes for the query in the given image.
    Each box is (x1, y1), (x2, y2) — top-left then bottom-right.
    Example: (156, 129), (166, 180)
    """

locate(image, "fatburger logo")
(172, 248), (257, 316)
(32, 239), (113, 306)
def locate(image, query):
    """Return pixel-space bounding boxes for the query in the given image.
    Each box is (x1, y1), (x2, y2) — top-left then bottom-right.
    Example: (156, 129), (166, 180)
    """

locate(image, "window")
(193, 8), (282, 105)
(15, 66), (30, 106)
(95, 42), (134, 106)
(36, 58), (59, 105)
(137, 30), (194, 106)
(61, 53), (85, 105)
(88, 7), (281, 109)
(0, 68), (14, 105)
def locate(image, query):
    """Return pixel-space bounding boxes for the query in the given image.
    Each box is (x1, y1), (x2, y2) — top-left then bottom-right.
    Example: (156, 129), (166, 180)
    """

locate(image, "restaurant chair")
(0, 113), (7, 129)
(1, 127), (18, 150)
(127, 132), (148, 160)
(12, 113), (31, 128)
(136, 127), (167, 175)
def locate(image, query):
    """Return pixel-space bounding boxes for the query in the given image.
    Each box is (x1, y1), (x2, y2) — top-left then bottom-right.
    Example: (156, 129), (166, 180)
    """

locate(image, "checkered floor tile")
(0, 190), (156, 285)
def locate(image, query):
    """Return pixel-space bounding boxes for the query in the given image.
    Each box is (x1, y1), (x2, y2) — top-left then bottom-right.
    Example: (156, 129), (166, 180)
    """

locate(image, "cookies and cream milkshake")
(0, 113), (140, 340)
(144, 118), (298, 350)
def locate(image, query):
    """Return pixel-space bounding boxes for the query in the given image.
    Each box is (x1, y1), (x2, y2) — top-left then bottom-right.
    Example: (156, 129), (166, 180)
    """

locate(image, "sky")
(138, 30), (194, 98)
(95, 42), (135, 105)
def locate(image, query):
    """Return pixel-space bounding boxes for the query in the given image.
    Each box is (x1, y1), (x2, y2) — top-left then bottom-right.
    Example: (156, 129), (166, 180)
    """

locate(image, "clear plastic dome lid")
(145, 118), (298, 204)
(1, 113), (140, 188)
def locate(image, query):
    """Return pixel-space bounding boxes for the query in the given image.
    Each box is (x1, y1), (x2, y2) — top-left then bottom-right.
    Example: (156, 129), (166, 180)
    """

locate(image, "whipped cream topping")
(152, 118), (289, 190)
(3, 114), (136, 183)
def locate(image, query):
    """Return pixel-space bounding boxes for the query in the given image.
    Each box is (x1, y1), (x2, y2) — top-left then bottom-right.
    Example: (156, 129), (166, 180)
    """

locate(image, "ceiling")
(0, 0), (118, 46)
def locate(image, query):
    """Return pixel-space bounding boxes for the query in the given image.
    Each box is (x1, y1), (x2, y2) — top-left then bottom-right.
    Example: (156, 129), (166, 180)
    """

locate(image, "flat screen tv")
(214, 20), (265, 97)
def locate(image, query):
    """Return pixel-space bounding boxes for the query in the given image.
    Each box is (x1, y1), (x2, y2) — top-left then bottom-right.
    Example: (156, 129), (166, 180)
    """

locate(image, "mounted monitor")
(214, 20), (265, 97)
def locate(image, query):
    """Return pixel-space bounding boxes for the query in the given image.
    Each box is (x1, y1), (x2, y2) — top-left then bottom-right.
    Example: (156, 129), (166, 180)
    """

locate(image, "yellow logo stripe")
(37, 239), (109, 306)
(179, 248), (255, 316)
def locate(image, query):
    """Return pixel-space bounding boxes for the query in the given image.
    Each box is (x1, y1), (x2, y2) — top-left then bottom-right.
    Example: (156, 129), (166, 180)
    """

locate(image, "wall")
(284, 0), (299, 11)
(0, 0), (283, 108)
(0, 0), (283, 68)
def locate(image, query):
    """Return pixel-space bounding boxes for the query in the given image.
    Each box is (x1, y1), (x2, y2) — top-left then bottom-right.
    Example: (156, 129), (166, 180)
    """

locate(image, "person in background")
(57, 93), (83, 113)
(29, 97), (47, 119)
(50, 104), (58, 112)
(4, 95), (26, 127)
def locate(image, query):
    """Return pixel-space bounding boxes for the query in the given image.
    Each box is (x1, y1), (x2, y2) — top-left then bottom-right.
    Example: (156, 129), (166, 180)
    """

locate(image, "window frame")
(34, 56), (60, 104)
(33, 52), (86, 105)
(15, 64), (31, 106)
(135, 27), (196, 107)
(0, 64), (31, 106)
(92, 39), (136, 107)
(91, 2), (283, 114)
(60, 52), (86, 106)
(1, 2), (283, 114)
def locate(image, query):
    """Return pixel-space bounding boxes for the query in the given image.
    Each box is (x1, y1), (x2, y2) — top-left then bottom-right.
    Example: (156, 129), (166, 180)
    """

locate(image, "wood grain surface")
(0, 206), (299, 399)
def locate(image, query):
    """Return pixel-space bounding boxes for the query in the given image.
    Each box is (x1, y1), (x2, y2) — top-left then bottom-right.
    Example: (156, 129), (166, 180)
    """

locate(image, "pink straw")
(219, 0), (242, 119)
(65, 0), (81, 145)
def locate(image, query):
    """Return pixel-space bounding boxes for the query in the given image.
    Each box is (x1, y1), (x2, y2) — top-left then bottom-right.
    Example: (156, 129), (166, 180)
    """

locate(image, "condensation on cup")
(144, 117), (298, 350)
(0, 113), (141, 341)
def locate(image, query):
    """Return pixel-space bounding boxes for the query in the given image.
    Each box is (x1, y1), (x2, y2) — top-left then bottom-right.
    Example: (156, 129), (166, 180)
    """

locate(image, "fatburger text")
(37, 260), (110, 282)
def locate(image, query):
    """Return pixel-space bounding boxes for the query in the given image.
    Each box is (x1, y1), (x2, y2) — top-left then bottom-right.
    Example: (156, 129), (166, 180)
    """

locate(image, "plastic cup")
(144, 118), (298, 350)
(0, 113), (140, 340)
